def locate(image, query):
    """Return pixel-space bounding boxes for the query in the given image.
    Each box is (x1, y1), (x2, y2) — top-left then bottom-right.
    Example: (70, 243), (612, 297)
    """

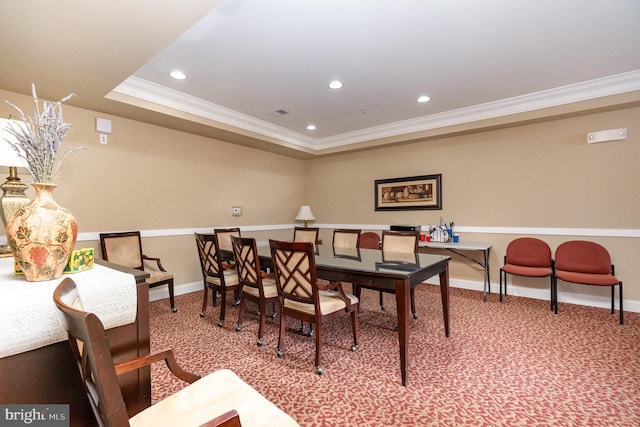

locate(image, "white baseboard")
(150, 277), (639, 314)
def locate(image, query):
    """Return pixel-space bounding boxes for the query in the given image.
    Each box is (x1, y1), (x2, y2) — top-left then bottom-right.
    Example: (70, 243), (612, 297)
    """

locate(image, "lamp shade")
(295, 205), (316, 222)
(0, 118), (28, 168)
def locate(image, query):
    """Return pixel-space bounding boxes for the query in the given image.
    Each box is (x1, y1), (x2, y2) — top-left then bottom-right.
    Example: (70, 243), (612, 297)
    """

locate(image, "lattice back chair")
(500, 237), (554, 308)
(269, 239), (359, 375)
(554, 240), (623, 324)
(53, 277), (299, 427)
(332, 228), (361, 248)
(195, 233), (240, 327)
(231, 236), (278, 346)
(293, 227), (319, 245)
(100, 231), (176, 313)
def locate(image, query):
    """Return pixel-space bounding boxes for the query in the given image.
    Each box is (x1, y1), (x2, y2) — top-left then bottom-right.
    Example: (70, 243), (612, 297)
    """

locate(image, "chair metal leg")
(168, 280), (177, 313)
(618, 282), (624, 325)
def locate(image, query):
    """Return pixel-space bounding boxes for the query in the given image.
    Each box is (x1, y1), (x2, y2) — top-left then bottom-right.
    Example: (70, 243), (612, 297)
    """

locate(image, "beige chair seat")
(206, 269), (240, 287)
(130, 369), (299, 427)
(242, 277), (278, 299)
(147, 271), (173, 285)
(284, 290), (358, 315)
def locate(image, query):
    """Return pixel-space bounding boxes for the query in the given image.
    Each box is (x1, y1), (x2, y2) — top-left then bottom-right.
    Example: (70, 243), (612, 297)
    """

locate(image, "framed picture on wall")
(374, 174), (442, 211)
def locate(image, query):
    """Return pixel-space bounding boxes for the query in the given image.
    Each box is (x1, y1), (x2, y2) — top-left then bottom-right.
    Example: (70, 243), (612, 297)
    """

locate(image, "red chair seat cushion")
(502, 264), (552, 277)
(556, 270), (619, 286)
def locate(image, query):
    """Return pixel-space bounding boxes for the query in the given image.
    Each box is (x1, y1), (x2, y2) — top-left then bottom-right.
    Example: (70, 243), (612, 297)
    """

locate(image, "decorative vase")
(6, 183), (77, 281)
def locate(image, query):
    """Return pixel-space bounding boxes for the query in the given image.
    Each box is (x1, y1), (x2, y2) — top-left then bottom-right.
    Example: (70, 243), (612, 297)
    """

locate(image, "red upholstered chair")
(499, 237), (554, 309)
(269, 239), (359, 375)
(554, 240), (623, 324)
(358, 232), (381, 250)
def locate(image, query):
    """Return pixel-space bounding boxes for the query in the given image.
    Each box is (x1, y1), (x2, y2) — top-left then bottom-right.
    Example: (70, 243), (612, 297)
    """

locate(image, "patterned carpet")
(149, 285), (640, 427)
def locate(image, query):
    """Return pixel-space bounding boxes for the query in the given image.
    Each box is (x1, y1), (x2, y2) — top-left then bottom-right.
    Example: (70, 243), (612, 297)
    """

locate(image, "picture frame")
(374, 174), (442, 211)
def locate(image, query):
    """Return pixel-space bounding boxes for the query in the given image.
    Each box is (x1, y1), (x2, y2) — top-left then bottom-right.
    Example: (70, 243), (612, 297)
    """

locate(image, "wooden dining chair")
(293, 227), (319, 244)
(358, 232), (381, 251)
(355, 230), (420, 318)
(53, 277), (300, 427)
(554, 240), (623, 324)
(269, 239), (359, 375)
(332, 228), (361, 248)
(100, 231), (176, 313)
(195, 233), (240, 327)
(214, 227), (241, 259)
(231, 236), (278, 346)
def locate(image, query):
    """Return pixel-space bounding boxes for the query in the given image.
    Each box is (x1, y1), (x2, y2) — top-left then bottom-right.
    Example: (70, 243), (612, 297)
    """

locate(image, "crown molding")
(112, 70), (640, 151)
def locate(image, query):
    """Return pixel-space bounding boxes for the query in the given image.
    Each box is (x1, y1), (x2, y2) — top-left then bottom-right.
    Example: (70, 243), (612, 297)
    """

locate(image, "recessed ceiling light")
(328, 80), (343, 90)
(417, 95), (431, 103)
(306, 124), (317, 131)
(170, 70), (187, 80)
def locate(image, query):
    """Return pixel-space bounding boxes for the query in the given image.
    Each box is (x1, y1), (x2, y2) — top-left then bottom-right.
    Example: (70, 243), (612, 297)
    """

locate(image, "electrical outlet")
(232, 206), (242, 217)
(99, 134), (108, 144)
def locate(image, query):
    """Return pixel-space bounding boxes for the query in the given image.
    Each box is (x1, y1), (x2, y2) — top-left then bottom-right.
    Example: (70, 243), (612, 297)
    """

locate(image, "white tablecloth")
(0, 258), (137, 358)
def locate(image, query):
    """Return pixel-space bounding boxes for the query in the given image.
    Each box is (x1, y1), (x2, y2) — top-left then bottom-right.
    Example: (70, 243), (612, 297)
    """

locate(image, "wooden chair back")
(100, 231), (144, 270)
(332, 228), (361, 248)
(293, 227), (319, 244)
(213, 227), (241, 253)
(381, 230), (419, 253)
(231, 236), (264, 295)
(54, 277), (137, 426)
(270, 239), (317, 307)
(195, 233), (223, 277)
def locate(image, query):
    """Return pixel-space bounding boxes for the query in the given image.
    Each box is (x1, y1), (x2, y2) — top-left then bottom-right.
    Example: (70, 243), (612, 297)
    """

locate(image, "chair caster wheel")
(218, 321), (224, 327)
(412, 313), (418, 320)
(277, 350), (284, 358)
(380, 306), (385, 311)
(315, 366), (324, 375)
(172, 308), (178, 313)
(350, 345), (358, 352)
(199, 312), (205, 318)
(233, 300), (240, 306)
(257, 339), (263, 347)
(236, 326), (242, 332)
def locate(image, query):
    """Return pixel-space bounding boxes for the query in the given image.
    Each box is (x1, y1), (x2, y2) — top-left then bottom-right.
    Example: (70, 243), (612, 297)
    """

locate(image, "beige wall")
(1, 88), (638, 305)
(0, 89), (306, 287)
(306, 106), (640, 301)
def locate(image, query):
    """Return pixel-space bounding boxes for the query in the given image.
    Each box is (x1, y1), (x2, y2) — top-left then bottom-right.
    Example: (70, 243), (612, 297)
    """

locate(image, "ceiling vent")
(270, 109), (289, 117)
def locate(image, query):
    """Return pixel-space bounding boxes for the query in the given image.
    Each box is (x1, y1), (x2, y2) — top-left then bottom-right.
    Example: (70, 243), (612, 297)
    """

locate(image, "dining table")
(256, 243), (451, 386)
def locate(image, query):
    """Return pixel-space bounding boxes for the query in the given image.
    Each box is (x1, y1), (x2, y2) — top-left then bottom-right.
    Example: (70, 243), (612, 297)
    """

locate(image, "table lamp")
(0, 118), (30, 254)
(295, 205), (315, 228)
